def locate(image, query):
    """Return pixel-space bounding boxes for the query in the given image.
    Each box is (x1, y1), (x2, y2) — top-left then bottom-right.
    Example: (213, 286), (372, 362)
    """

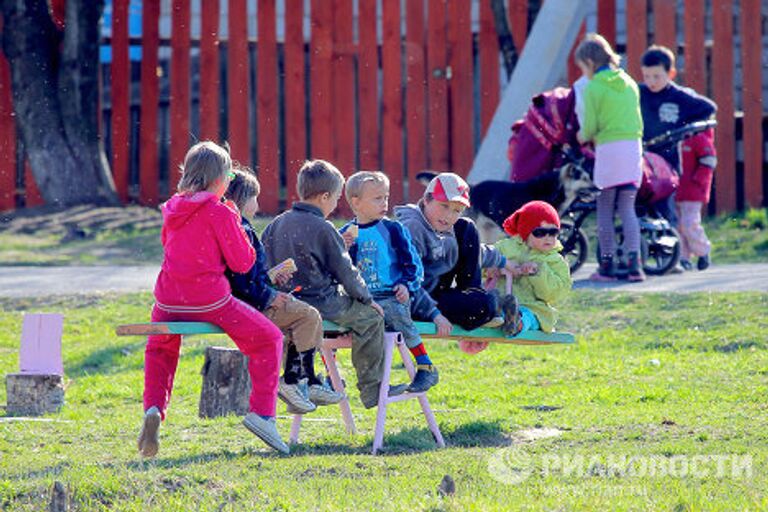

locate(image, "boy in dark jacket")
(262, 160), (405, 409)
(225, 169), (343, 415)
(639, 45), (717, 225)
(340, 171), (437, 393)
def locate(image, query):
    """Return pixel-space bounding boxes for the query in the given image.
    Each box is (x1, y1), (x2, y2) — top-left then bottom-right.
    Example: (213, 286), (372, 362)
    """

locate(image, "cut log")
(198, 346), (251, 418)
(5, 374), (65, 416)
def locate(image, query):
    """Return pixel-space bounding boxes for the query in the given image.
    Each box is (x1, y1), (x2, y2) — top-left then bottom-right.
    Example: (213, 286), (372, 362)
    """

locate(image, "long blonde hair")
(177, 141), (232, 193)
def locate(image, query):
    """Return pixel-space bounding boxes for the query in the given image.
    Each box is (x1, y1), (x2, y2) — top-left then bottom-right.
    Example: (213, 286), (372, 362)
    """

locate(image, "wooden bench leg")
(396, 341), (445, 448)
(321, 342), (356, 435)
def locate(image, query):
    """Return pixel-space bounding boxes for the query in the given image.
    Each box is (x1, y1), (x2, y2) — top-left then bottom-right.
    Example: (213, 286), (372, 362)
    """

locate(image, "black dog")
(417, 162), (598, 243)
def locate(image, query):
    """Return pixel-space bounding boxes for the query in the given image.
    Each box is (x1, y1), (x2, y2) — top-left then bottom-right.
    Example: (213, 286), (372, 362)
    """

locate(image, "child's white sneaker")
(307, 381), (345, 405)
(278, 377), (317, 414)
(242, 413), (290, 454)
(137, 406), (161, 458)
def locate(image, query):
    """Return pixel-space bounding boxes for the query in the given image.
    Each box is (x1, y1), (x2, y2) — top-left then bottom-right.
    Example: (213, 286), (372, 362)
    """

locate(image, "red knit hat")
(502, 201), (560, 240)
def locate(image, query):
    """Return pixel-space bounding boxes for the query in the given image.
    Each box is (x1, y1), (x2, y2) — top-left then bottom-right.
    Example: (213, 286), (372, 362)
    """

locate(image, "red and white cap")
(426, 173), (471, 207)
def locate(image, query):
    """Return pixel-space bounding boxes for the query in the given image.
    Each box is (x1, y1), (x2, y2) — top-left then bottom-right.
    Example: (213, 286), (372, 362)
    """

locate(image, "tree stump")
(5, 374), (65, 416)
(198, 347), (251, 418)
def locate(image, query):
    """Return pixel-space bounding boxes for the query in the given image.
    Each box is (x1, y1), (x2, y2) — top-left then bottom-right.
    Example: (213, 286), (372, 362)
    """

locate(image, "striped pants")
(676, 201), (711, 260)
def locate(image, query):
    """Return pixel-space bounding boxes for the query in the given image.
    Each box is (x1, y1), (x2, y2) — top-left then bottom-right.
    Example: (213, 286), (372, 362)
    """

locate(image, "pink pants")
(676, 201), (711, 260)
(143, 296), (283, 418)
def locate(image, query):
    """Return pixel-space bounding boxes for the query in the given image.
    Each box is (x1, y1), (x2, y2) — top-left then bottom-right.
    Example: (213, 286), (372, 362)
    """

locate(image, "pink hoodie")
(154, 192), (256, 308)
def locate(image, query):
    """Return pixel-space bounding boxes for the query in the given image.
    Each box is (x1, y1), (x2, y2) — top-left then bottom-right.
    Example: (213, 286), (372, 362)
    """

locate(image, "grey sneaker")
(482, 316), (505, 328)
(405, 364), (440, 393)
(307, 382), (345, 406)
(242, 413), (290, 454)
(501, 295), (521, 336)
(278, 377), (316, 414)
(137, 406), (161, 458)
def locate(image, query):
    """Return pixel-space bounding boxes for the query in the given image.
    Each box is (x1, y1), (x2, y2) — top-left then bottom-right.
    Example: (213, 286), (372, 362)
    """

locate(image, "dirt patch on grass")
(0, 204), (161, 238)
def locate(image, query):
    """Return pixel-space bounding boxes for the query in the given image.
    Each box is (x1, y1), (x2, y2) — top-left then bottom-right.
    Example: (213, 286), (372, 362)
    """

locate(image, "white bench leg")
(396, 338), (445, 449)
(289, 414), (303, 444)
(321, 342), (356, 435)
(372, 332), (397, 455)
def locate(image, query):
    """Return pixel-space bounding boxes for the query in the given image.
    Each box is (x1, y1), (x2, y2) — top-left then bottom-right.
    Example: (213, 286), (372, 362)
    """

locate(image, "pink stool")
(290, 331), (446, 455)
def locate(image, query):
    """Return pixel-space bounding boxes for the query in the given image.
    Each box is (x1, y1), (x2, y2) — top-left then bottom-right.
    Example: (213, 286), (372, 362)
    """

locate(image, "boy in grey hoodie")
(262, 160), (406, 408)
(394, 173), (519, 335)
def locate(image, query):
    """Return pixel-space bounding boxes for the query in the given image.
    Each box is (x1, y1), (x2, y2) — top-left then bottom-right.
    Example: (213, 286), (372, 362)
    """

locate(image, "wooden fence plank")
(597, 0), (616, 47)
(0, 21), (17, 211)
(652, 0), (676, 49)
(283, 0), (305, 205)
(332, 0), (354, 177)
(427, 0), (449, 171)
(310, 0), (333, 161)
(740, 0), (764, 207)
(228, 0), (249, 166)
(382, 0), (404, 203)
(683, 0), (705, 93)
(712, 0), (736, 213)
(169, 0), (191, 194)
(478, 0), (499, 138)
(110, 0), (130, 202)
(508, 0), (528, 53)
(357, 0), (379, 171)
(625, 0), (647, 81)
(199, 0), (220, 142)
(447, 0), (473, 177)
(139, 0), (160, 205)
(24, 162), (43, 207)
(257, 0), (279, 213)
(406, 0), (427, 201)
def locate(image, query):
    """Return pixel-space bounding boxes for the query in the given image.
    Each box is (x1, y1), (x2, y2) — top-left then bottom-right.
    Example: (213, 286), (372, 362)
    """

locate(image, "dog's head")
(556, 160), (599, 214)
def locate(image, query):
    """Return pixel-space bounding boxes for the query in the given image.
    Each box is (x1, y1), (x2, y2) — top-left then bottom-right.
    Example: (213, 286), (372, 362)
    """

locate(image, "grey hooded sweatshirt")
(394, 203), (506, 321)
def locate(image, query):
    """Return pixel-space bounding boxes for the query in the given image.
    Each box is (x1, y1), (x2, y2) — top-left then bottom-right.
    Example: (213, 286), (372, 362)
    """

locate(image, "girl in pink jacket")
(138, 141), (288, 457)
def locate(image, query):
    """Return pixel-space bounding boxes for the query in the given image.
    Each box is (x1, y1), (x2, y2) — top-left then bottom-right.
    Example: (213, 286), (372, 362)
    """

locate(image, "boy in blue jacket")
(340, 171), (437, 393)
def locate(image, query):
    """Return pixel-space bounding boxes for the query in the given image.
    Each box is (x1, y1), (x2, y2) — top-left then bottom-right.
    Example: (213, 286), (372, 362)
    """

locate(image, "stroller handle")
(643, 119), (717, 150)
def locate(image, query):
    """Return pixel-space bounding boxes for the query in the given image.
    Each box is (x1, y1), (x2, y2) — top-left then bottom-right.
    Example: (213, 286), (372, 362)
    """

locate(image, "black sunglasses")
(531, 227), (560, 238)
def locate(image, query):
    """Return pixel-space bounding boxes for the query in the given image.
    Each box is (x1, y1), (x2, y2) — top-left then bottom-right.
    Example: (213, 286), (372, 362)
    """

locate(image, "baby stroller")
(508, 88), (715, 276)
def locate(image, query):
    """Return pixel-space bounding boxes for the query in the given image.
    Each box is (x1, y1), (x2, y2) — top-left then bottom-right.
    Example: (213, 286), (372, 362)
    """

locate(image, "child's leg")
(596, 186), (618, 258)
(432, 287), (497, 331)
(518, 306), (540, 333)
(330, 298), (386, 408)
(677, 201), (710, 258)
(435, 217), (483, 293)
(615, 186), (641, 254)
(204, 298), (283, 417)
(265, 299), (324, 384)
(675, 202), (692, 262)
(143, 304), (183, 419)
(378, 296), (430, 362)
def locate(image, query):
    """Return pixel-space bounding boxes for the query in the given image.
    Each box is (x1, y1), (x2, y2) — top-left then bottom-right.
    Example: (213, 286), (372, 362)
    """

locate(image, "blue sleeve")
(386, 220), (424, 293)
(227, 220), (277, 311)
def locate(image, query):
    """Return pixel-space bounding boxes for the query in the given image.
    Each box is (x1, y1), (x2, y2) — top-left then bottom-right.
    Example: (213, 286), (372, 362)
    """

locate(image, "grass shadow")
(443, 420), (509, 448)
(67, 343), (208, 378)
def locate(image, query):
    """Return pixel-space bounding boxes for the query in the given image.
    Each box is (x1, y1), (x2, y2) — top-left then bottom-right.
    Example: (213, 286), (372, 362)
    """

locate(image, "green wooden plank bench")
(116, 320), (574, 453)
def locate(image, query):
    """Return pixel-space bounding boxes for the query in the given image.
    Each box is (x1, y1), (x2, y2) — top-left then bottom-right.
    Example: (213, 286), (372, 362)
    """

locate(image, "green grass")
(1, 291), (767, 510)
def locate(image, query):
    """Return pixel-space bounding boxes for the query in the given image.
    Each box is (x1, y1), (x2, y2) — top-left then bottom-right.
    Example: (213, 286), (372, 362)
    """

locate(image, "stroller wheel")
(641, 223), (681, 275)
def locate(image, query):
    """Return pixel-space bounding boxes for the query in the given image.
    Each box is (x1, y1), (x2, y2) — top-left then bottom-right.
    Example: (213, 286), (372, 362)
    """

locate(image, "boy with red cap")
(496, 201), (572, 334)
(394, 172), (520, 336)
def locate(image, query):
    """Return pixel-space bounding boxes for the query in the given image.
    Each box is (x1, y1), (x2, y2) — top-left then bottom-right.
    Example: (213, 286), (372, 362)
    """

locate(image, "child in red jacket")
(676, 129), (716, 270)
(138, 141), (288, 457)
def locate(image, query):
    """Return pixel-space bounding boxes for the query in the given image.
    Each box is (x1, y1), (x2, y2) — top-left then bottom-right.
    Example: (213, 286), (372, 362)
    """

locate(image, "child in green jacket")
(495, 201), (572, 334)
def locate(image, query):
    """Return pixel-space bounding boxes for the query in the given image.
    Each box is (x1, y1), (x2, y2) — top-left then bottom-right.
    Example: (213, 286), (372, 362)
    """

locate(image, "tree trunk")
(198, 347), (251, 418)
(490, 0), (519, 78)
(0, 0), (117, 206)
(5, 373), (65, 416)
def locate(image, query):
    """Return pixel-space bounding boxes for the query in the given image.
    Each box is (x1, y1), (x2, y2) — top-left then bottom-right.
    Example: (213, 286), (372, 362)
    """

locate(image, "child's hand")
(371, 301), (385, 317)
(433, 314), (452, 337)
(503, 260), (524, 278)
(269, 292), (290, 310)
(273, 269), (294, 287)
(341, 230), (356, 250)
(393, 284), (409, 304)
(520, 262), (538, 275)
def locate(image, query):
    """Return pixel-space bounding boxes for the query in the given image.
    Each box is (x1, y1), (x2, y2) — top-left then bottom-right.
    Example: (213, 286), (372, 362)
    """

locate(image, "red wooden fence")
(0, 1), (764, 214)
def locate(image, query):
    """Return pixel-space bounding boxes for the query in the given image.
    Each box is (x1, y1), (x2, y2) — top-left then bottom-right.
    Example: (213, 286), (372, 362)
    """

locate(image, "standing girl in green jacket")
(576, 33), (645, 282)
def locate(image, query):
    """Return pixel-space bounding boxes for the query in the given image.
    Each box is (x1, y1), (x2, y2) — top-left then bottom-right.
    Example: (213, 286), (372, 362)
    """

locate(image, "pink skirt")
(594, 139), (643, 189)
